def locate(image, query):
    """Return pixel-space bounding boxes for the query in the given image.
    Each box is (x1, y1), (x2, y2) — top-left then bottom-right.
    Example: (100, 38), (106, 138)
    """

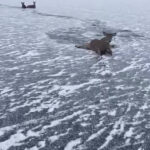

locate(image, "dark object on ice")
(75, 32), (116, 56)
(21, 1), (36, 9)
(21, 2), (26, 8)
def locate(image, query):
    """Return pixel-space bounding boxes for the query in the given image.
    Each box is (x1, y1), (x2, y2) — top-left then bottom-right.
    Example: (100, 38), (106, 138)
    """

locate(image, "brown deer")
(21, 1), (36, 9)
(75, 32), (116, 56)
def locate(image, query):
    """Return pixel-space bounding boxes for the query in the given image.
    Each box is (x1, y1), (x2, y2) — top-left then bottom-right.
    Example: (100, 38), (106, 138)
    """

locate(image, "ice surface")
(64, 138), (81, 150)
(0, 0), (150, 150)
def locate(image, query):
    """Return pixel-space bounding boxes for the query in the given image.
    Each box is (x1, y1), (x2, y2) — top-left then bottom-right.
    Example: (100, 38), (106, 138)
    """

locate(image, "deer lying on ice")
(75, 32), (116, 56)
(21, 2), (36, 9)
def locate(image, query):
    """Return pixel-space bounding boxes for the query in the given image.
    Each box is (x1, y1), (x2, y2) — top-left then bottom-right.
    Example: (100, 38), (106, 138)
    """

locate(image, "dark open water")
(0, 0), (150, 150)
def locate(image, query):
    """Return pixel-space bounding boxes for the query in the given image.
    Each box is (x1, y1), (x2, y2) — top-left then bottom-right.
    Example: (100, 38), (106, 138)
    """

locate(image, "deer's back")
(89, 38), (110, 52)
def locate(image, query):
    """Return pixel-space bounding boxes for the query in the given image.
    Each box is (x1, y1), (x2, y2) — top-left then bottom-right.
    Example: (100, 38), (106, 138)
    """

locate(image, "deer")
(75, 32), (116, 56)
(21, 1), (36, 9)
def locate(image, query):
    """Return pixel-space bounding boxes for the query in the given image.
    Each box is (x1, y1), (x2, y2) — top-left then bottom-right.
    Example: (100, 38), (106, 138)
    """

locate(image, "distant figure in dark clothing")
(75, 32), (116, 56)
(21, 1), (36, 9)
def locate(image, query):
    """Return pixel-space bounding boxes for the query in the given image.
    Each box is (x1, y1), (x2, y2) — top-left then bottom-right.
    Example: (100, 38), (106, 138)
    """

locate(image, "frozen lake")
(0, 0), (150, 150)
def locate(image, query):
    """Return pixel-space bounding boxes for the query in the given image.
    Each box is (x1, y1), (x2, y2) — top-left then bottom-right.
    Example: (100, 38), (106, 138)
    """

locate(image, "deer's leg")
(106, 47), (112, 55)
(97, 49), (102, 55)
(75, 43), (90, 50)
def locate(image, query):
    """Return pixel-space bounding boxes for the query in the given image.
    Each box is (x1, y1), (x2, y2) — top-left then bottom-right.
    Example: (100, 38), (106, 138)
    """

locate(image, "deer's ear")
(103, 31), (107, 36)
